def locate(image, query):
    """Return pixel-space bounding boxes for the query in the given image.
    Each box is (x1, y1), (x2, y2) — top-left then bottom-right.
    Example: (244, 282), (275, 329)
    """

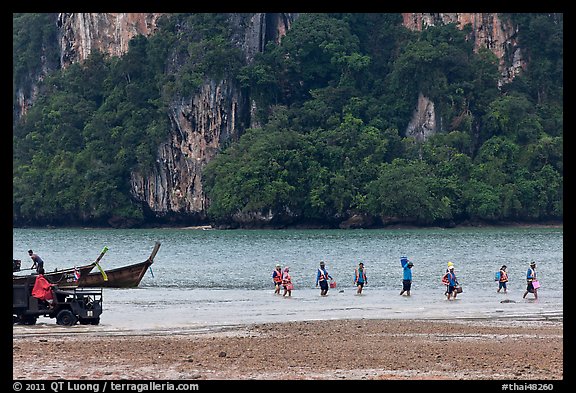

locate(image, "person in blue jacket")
(445, 265), (459, 300)
(399, 256), (414, 296)
(315, 261), (332, 296)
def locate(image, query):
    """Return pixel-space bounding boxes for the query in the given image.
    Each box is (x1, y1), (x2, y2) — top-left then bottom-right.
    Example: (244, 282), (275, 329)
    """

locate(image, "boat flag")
(73, 266), (81, 281)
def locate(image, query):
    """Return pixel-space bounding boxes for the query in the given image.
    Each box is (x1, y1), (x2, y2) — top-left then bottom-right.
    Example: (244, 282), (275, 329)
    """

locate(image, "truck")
(13, 275), (103, 326)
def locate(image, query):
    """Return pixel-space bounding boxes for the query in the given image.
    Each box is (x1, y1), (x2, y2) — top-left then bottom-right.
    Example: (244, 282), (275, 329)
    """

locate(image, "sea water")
(12, 227), (563, 333)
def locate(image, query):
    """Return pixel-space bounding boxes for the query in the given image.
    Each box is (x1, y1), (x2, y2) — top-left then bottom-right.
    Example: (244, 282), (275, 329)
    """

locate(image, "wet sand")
(13, 318), (563, 380)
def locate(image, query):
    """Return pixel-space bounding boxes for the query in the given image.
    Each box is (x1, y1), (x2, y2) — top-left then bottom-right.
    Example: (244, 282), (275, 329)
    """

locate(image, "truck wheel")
(56, 310), (78, 326)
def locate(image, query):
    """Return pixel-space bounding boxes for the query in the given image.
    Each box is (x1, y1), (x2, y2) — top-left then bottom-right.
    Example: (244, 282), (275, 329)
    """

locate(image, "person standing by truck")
(31, 268), (55, 308)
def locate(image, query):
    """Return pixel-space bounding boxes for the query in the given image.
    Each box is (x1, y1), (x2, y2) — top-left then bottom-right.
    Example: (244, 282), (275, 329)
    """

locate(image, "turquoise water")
(13, 227), (563, 331)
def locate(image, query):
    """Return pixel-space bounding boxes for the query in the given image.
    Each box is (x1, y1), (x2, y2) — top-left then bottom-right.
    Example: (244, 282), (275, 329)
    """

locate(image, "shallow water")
(12, 227), (563, 331)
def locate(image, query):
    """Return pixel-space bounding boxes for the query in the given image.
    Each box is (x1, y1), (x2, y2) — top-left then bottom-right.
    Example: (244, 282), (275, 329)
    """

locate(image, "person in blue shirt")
(354, 262), (367, 294)
(399, 257), (414, 296)
(444, 265), (459, 300)
(523, 261), (538, 299)
(315, 261), (332, 296)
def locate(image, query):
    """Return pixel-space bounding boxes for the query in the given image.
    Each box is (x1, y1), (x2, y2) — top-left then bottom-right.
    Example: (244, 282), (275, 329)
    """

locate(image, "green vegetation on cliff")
(204, 13), (562, 227)
(13, 13), (562, 227)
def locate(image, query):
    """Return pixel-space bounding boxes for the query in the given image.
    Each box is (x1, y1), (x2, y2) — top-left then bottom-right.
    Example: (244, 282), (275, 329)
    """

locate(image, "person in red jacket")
(31, 268), (55, 308)
(272, 263), (283, 294)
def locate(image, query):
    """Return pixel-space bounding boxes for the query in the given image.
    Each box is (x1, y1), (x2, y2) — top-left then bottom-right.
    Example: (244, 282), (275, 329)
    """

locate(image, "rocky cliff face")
(130, 79), (249, 221)
(57, 13), (162, 66)
(401, 13), (525, 85)
(54, 13), (297, 224)
(401, 13), (525, 139)
(42, 13), (525, 223)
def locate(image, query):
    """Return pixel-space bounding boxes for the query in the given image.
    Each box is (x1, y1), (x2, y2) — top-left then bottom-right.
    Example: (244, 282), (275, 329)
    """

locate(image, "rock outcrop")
(57, 13), (162, 67)
(406, 93), (437, 143)
(130, 79), (249, 221)
(123, 13), (297, 223)
(401, 13), (525, 140)
(401, 13), (526, 85)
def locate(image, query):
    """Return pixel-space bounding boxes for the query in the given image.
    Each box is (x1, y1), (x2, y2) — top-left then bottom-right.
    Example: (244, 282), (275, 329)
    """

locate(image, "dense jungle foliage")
(13, 13), (563, 227)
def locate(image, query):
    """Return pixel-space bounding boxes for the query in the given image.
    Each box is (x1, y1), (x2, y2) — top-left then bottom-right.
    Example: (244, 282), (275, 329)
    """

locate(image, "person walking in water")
(444, 265), (459, 300)
(497, 265), (509, 293)
(354, 262), (367, 294)
(272, 263), (283, 294)
(28, 249), (44, 274)
(399, 256), (414, 296)
(316, 261), (332, 296)
(523, 261), (538, 299)
(282, 266), (293, 297)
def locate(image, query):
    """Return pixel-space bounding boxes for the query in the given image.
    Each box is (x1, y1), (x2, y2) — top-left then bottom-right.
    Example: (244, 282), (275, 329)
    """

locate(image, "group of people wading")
(272, 258), (541, 300)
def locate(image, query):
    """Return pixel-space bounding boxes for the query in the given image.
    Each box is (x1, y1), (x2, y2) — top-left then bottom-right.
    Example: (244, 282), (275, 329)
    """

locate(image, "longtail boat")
(77, 242), (161, 288)
(12, 263), (96, 288)
(13, 245), (109, 289)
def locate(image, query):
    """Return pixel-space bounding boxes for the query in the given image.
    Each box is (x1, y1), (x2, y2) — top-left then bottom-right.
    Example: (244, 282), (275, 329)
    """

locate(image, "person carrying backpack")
(443, 265), (459, 300)
(497, 265), (509, 293)
(272, 263), (283, 294)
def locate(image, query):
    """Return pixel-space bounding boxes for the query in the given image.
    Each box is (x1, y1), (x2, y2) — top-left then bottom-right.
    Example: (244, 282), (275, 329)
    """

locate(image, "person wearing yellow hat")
(445, 265), (459, 300)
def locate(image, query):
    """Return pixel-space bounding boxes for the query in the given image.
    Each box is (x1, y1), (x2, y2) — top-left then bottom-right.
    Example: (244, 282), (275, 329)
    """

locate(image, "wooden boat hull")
(78, 242), (161, 288)
(13, 263), (96, 289)
(78, 260), (152, 288)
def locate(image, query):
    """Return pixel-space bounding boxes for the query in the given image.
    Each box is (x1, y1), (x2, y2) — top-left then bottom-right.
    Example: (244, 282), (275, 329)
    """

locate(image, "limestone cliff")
(26, 13), (530, 224)
(112, 13), (294, 222)
(52, 13), (297, 223)
(57, 13), (162, 67)
(401, 13), (525, 139)
(130, 79), (249, 221)
(401, 13), (525, 85)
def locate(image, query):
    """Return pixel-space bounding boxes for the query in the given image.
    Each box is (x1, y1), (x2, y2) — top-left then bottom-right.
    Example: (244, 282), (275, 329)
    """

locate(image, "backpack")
(494, 271), (501, 281)
(441, 273), (449, 286)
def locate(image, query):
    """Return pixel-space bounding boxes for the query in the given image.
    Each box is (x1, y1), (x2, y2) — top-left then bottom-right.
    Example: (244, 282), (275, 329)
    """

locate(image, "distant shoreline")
(13, 221), (563, 230)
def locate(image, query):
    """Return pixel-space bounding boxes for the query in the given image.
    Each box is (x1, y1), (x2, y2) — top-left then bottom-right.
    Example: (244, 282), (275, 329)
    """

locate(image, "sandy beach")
(13, 317), (563, 381)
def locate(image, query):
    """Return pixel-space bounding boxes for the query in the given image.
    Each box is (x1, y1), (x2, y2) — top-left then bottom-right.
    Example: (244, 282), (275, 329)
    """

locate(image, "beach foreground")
(13, 318), (562, 380)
